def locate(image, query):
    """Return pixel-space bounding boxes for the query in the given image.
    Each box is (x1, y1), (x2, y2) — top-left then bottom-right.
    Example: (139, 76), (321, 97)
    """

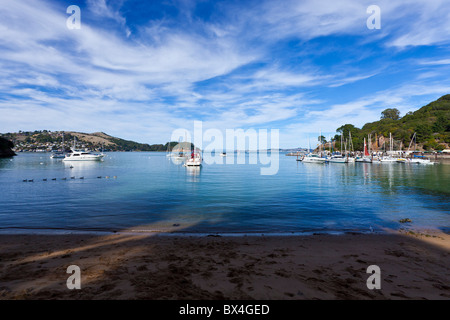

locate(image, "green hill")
(332, 95), (450, 152)
(0, 131), (179, 152)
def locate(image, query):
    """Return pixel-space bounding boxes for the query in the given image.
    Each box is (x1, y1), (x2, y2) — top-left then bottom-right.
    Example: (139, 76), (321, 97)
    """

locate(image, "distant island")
(319, 94), (450, 152)
(0, 131), (178, 153)
(0, 137), (16, 158)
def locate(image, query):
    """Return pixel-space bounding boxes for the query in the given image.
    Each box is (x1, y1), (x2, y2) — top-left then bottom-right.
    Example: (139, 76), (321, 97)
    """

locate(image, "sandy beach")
(0, 230), (448, 300)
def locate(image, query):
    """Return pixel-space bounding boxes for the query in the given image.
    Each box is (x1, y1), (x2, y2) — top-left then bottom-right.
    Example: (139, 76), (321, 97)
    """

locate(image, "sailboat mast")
(319, 130), (322, 154)
(308, 135), (311, 153)
(390, 132), (392, 153)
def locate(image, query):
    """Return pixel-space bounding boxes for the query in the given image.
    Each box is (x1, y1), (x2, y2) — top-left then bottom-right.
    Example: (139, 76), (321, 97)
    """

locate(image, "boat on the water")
(50, 152), (66, 159)
(410, 156), (434, 164)
(172, 151), (188, 161)
(50, 133), (66, 159)
(62, 137), (104, 161)
(184, 151), (202, 166)
(356, 138), (372, 163)
(327, 153), (348, 163)
(301, 153), (326, 163)
(380, 156), (397, 163)
(63, 149), (104, 161)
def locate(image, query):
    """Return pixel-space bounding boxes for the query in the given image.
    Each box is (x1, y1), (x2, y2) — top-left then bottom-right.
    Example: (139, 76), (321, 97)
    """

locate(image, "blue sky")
(1, 0), (450, 148)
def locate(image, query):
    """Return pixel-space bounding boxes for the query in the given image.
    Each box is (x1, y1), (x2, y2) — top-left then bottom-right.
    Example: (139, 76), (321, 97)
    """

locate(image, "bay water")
(0, 152), (448, 235)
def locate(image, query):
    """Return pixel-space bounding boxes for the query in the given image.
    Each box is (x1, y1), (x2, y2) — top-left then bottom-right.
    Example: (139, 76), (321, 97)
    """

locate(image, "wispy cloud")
(1, 0), (450, 147)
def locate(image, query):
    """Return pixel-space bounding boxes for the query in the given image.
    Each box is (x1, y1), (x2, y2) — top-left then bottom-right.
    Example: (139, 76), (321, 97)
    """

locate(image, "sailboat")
(50, 133), (66, 159)
(171, 135), (190, 161)
(346, 132), (356, 163)
(300, 134), (326, 163)
(406, 133), (434, 164)
(380, 133), (397, 163)
(184, 149), (202, 166)
(356, 138), (372, 162)
(328, 134), (348, 163)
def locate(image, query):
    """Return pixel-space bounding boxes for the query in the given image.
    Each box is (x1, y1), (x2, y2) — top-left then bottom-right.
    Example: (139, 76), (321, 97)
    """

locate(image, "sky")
(1, 0), (450, 148)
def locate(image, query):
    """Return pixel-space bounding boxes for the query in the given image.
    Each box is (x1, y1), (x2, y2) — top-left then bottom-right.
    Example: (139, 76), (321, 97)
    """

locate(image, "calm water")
(0, 152), (449, 235)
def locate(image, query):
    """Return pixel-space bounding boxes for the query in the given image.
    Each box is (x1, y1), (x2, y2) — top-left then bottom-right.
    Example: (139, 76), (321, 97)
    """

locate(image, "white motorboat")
(379, 156), (397, 163)
(327, 154), (348, 163)
(356, 156), (372, 163)
(301, 153), (326, 163)
(63, 149), (104, 161)
(62, 136), (104, 161)
(410, 157), (433, 164)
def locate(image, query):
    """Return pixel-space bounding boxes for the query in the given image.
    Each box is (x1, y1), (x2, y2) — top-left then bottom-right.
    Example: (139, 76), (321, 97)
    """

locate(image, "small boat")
(184, 151), (202, 166)
(172, 151), (188, 161)
(50, 133), (66, 158)
(327, 153), (348, 163)
(410, 156), (434, 164)
(355, 156), (372, 163)
(379, 156), (397, 163)
(220, 152), (227, 157)
(301, 153), (326, 163)
(50, 152), (66, 159)
(356, 138), (372, 163)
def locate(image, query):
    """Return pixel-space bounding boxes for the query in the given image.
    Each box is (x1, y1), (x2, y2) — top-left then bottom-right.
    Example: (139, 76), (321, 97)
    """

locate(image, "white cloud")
(1, 0), (450, 148)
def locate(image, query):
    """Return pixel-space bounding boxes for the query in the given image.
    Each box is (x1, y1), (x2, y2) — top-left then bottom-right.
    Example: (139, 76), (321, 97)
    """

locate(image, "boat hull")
(302, 158), (326, 163)
(63, 155), (104, 161)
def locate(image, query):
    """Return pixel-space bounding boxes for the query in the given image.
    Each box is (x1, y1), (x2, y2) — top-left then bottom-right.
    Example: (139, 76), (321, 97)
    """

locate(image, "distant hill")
(329, 95), (450, 152)
(0, 131), (178, 152)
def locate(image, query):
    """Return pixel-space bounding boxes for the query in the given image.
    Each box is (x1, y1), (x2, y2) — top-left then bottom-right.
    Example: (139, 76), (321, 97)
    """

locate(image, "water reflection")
(1, 152), (448, 234)
(185, 166), (201, 182)
(63, 160), (103, 174)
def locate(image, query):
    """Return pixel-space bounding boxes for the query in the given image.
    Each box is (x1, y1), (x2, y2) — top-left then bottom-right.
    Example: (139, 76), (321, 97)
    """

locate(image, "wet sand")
(0, 230), (449, 300)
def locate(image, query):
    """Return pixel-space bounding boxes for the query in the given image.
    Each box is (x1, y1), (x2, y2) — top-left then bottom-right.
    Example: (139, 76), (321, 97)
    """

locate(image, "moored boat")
(301, 153), (326, 163)
(63, 149), (104, 161)
(184, 151), (202, 166)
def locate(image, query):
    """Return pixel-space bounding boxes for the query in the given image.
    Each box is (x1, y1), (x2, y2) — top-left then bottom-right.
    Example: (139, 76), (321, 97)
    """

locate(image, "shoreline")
(0, 225), (447, 237)
(0, 230), (448, 300)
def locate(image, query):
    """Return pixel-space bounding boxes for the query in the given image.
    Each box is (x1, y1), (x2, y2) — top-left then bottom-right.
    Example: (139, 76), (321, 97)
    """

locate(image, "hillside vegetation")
(331, 95), (450, 152)
(0, 131), (178, 152)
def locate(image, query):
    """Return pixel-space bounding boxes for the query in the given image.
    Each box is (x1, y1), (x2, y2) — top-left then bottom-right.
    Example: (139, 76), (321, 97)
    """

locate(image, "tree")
(380, 108), (400, 120)
(416, 123), (432, 142)
(336, 124), (360, 140)
(318, 135), (327, 144)
(432, 115), (448, 133)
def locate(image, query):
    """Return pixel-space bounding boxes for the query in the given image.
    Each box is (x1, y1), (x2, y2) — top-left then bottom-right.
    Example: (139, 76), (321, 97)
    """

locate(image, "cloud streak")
(0, 0), (450, 147)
